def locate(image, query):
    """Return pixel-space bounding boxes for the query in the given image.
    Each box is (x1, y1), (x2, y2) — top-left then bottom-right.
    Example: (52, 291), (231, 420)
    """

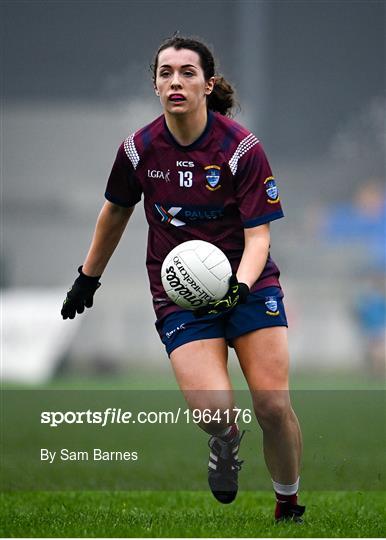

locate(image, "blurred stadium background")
(2, 0), (385, 385)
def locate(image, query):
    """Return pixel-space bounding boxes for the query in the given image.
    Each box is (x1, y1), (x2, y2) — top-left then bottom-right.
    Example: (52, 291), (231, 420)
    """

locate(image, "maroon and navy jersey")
(105, 111), (284, 321)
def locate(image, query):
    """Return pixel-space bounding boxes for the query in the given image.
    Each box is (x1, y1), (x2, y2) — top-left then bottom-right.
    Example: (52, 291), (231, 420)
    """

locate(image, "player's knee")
(252, 392), (291, 431)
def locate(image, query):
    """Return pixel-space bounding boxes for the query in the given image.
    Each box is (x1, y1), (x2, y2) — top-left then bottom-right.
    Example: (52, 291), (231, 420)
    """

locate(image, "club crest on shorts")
(264, 176), (280, 203)
(265, 296), (279, 316)
(204, 165), (221, 191)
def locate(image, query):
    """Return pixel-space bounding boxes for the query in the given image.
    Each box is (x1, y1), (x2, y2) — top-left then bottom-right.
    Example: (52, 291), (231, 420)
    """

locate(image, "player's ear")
(154, 86), (160, 96)
(205, 77), (215, 95)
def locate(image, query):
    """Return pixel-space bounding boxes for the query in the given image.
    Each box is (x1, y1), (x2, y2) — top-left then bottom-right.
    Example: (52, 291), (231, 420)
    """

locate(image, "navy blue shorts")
(156, 287), (288, 356)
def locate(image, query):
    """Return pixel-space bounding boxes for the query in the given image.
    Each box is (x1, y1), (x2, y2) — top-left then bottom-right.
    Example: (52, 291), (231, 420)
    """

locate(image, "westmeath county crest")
(205, 165), (221, 191)
(264, 176), (280, 203)
(265, 296), (279, 316)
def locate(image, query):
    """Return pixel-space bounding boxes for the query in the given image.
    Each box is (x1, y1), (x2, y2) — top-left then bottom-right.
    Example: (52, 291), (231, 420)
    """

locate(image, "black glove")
(61, 266), (101, 320)
(194, 275), (249, 318)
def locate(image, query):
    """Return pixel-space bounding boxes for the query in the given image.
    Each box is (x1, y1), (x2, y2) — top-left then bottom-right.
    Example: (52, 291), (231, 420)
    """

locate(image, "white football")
(161, 240), (232, 310)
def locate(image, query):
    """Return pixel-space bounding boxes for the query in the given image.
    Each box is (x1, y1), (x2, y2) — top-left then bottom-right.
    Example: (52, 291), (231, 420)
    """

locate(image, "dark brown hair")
(152, 35), (236, 117)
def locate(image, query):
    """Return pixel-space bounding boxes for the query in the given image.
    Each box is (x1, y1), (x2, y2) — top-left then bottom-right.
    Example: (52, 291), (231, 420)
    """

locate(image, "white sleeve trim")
(228, 133), (259, 176)
(123, 133), (140, 170)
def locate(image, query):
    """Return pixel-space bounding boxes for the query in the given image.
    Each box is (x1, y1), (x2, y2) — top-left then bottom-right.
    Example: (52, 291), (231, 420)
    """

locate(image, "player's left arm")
(236, 223), (270, 288)
(194, 224), (270, 318)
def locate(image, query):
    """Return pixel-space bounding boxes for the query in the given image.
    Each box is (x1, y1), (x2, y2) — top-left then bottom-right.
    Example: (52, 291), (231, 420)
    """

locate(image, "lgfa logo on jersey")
(265, 296), (279, 316)
(204, 165), (221, 191)
(264, 176), (280, 203)
(148, 169), (171, 182)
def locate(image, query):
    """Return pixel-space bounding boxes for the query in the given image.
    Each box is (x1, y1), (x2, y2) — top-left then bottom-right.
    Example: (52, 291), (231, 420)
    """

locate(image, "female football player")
(61, 35), (305, 522)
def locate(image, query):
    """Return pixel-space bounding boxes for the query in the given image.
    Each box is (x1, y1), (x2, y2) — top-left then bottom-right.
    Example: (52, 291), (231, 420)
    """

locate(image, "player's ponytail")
(152, 35), (237, 117)
(207, 76), (235, 117)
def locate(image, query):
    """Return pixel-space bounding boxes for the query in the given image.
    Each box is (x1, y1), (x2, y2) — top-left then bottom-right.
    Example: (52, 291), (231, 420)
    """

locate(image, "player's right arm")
(61, 201), (134, 320)
(62, 138), (142, 320)
(82, 201), (134, 277)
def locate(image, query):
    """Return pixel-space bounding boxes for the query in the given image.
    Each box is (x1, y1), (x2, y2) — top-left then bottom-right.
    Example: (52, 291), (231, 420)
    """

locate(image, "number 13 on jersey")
(178, 171), (193, 188)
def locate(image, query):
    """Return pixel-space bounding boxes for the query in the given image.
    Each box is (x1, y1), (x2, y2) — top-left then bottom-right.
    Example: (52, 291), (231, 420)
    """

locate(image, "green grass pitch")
(1, 491), (385, 537)
(1, 371), (385, 537)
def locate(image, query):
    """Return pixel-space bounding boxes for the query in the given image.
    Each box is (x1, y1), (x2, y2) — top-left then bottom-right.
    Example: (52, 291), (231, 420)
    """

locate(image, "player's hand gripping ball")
(61, 266), (101, 320)
(194, 274), (250, 317)
(161, 240), (232, 310)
